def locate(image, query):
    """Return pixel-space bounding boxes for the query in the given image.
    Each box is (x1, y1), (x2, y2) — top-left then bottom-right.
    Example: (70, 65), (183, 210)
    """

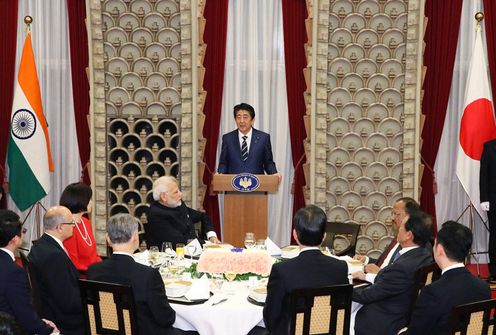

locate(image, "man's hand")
(209, 236), (221, 244)
(352, 271), (366, 281)
(275, 173), (282, 184)
(42, 319), (59, 333)
(353, 255), (366, 263)
(364, 264), (380, 274)
(481, 201), (490, 211)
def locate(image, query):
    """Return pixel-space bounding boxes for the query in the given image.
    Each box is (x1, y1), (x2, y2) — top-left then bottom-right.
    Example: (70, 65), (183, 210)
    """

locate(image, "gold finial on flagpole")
(475, 12), (484, 23)
(24, 16), (33, 33)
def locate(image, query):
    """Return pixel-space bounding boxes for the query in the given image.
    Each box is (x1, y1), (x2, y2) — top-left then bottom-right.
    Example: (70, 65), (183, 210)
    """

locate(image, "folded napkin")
(337, 255), (364, 273)
(265, 237), (281, 256)
(185, 239), (202, 257)
(185, 274), (210, 300)
(133, 250), (149, 266)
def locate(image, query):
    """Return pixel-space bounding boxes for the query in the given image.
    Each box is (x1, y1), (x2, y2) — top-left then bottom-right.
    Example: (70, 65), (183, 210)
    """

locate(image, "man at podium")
(217, 103), (278, 175)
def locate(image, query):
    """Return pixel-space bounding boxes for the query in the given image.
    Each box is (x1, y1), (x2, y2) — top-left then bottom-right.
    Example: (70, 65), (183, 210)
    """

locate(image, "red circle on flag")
(459, 98), (496, 160)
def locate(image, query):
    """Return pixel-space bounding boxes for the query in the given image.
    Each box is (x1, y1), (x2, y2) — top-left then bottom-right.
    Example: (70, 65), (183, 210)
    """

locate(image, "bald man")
(28, 206), (83, 335)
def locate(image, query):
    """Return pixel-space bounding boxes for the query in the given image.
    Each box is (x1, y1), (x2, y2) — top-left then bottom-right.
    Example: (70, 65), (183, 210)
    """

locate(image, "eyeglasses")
(60, 220), (76, 226)
(21, 228), (27, 234)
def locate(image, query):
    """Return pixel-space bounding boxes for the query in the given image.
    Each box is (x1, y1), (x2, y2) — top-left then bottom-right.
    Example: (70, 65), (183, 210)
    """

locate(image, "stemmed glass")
(223, 259), (236, 295)
(186, 239), (197, 261)
(244, 232), (255, 249)
(148, 246), (160, 266)
(211, 273), (224, 293)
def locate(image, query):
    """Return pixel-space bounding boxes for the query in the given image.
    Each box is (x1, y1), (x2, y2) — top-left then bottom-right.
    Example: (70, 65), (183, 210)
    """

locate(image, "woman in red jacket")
(60, 182), (101, 271)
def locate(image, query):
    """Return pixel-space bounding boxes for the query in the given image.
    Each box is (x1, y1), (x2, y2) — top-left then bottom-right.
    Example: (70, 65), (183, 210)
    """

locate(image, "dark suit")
(263, 249), (349, 335)
(0, 250), (54, 334)
(405, 267), (490, 335)
(480, 138), (496, 276)
(87, 254), (177, 335)
(353, 247), (432, 335)
(217, 128), (277, 174)
(28, 234), (82, 335)
(147, 200), (215, 248)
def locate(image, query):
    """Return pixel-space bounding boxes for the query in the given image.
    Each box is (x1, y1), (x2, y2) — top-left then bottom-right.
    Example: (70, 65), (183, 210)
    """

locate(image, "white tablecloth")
(171, 281), (265, 335)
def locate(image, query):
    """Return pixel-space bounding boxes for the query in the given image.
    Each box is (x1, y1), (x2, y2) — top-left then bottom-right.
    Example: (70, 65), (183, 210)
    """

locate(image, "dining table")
(170, 280), (265, 335)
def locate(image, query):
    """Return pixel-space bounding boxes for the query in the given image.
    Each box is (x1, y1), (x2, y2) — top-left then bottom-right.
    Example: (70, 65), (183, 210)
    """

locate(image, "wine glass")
(149, 246), (159, 266)
(161, 241), (173, 253)
(223, 259), (236, 295)
(244, 232), (255, 249)
(256, 239), (266, 250)
(186, 239), (197, 261)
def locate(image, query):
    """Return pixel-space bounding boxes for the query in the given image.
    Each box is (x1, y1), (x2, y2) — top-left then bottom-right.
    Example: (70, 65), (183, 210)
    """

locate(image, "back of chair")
(324, 222), (360, 257)
(79, 279), (139, 335)
(289, 284), (353, 335)
(449, 298), (496, 335)
(19, 251), (43, 315)
(406, 262), (441, 324)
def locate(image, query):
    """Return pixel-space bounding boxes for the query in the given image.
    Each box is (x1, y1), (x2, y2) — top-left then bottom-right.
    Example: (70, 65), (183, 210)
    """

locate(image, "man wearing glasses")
(0, 209), (59, 334)
(28, 206), (82, 335)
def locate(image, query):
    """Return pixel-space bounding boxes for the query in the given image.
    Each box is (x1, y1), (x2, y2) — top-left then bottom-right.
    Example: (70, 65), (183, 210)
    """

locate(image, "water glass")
(149, 246), (159, 266)
(186, 239), (197, 260)
(211, 273), (224, 293)
(161, 241), (173, 253)
(244, 232), (255, 249)
(256, 239), (266, 250)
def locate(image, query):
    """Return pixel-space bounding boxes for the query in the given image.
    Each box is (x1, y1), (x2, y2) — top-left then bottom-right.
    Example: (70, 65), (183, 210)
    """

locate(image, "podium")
(212, 174), (279, 247)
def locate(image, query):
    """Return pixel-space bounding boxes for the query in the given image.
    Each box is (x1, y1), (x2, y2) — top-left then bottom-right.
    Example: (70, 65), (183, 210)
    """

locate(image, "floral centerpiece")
(183, 249), (272, 280)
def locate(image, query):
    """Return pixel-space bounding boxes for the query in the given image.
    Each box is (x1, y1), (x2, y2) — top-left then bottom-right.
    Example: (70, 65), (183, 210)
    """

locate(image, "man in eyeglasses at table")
(88, 213), (193, 335)
(263, 205), (349, 335)
(0, 209), (59, 334)
(28, 206), (83, 335)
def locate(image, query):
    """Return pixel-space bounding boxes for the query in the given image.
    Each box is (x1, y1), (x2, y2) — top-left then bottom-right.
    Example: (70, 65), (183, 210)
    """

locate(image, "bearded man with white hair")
(147, 176), (220, 248)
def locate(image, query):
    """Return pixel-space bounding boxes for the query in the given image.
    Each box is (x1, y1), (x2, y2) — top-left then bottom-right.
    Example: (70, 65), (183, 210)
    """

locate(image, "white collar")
(300, 246), (320, 252)
(441, 263), (465, 275)
(399, 245), (419, 255)
(0, 248), (15, 261)
(238, 128), (253, 139)
(45, 233), (66, 251)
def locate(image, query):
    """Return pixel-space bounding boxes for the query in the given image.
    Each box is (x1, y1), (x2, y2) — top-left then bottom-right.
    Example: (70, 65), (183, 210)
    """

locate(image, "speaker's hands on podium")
(481, 201), (490, 211)
(275, 173), (281, 184)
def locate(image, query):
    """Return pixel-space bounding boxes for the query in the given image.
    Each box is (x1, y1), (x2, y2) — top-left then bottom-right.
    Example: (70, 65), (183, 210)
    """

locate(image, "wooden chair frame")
(19, 251), (43, 315)
(449, 298), (496, 335)
(79, 279), (139, 335)
(289, 284), (353, 335)
(406, 262), (441, 324)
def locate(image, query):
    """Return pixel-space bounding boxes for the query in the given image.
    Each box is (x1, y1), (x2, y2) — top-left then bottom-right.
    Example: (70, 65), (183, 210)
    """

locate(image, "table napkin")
(185, 239), (202, 257)
(133, 250), (149, 266)
(185, 274), (210, 300)
(265, 237), (281, 256)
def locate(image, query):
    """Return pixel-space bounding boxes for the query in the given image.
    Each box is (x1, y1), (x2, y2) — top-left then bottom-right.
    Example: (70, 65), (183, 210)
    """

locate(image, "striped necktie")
(241, 135), (248, 161)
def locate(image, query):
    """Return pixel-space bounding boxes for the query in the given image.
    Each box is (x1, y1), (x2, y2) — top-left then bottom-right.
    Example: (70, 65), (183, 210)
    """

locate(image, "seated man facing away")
(147, 176), (220, 248)
(28, 206), (82, 335)
(404, 221), (490, 335)
(263, 205), (349, 335)
(88, 213), (186, 335)
(352, 211), (433, 335)
(0, 210), (58, 334)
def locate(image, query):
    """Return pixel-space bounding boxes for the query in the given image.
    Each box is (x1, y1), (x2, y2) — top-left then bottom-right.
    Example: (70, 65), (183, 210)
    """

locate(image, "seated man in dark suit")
(0, 209), (58, 334)
(147, 176), (220, 248)
(352, 211), (433, 335)
(217, 102), (279, 177)
(88, 213), (184, 335)
(354, 197), (421, 282)
(263, 205), (349, 334)
(404, 221), (490, 335)
(28, 206), (82, 335)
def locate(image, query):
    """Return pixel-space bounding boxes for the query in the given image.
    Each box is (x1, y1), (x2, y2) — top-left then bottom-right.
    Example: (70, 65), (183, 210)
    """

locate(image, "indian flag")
(8, 33), (54, 211)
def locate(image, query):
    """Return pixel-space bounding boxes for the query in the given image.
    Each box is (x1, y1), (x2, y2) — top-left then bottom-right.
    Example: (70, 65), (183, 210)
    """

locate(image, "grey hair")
(106, 214), (139, 244)
(43, 210), (67, 230)
(152, 176), (177, 201)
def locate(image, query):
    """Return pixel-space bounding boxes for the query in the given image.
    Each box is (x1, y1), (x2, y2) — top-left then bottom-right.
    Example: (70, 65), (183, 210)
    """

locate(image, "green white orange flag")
(8, 33), (54, 211)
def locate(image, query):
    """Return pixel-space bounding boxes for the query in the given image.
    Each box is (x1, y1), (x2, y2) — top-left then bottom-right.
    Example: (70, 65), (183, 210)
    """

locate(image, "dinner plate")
(168, 292), (213, 305)
(249, 286), (267, 304)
